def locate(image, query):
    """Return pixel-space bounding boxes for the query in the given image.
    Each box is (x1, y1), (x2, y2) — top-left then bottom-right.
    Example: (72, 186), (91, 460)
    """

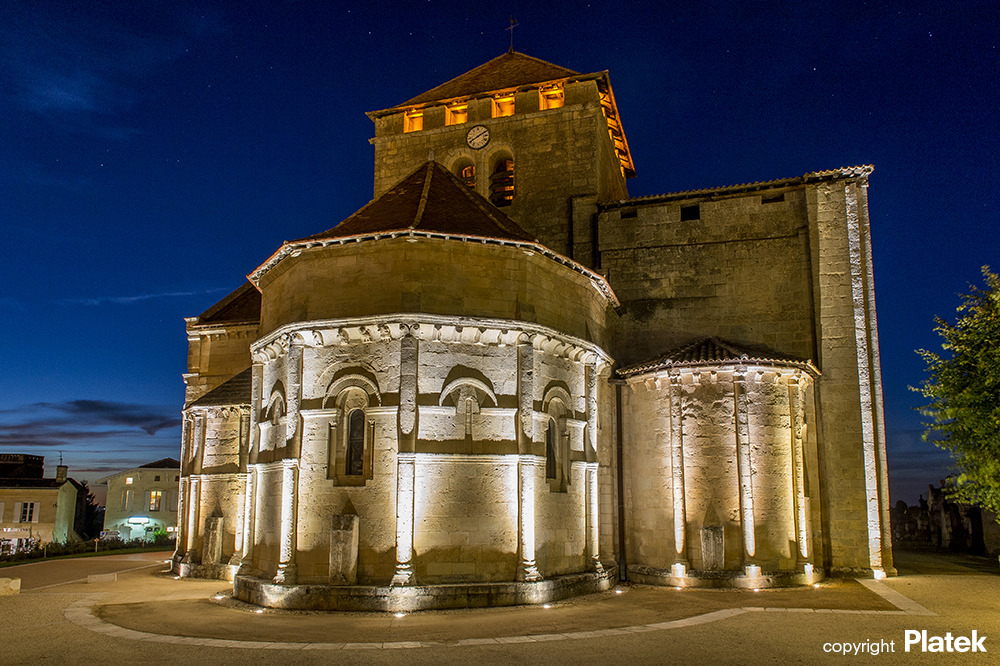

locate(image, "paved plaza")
(1, 549), (997, 664)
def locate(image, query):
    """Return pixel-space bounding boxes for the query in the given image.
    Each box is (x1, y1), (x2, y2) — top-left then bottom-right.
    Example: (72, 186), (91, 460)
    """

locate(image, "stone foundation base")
(233, 565), (618, 611)
(174, 560), (237, 581)
(627, 564), (823, 589)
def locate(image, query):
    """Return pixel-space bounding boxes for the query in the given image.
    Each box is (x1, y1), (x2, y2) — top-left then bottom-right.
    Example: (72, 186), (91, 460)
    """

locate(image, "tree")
(915, 266), (1000, 517)
(77, 481), (105, 539)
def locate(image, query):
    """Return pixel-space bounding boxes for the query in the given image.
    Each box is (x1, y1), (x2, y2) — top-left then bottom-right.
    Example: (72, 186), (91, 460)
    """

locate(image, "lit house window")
(125, 477), (133, 485)
(458, 164), (475, 188)
(492, 94), (514, 118)
(489, 158), (514, 207)
(404, 109), (423, 132)
(539, 84), (564, 110)
(19, 502), (36, 523)
(148, 490), (162, 512)
(446, 103), (468, 125)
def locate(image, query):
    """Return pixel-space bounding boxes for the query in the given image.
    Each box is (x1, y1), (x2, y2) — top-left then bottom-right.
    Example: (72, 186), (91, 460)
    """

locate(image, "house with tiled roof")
(0, 455), (86, 550)
(174, 50), (892, 610)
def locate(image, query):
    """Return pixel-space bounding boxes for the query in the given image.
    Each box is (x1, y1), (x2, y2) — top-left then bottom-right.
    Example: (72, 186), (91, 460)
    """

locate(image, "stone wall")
(599, 188), (814, 368)
(371, 79), (628, 257)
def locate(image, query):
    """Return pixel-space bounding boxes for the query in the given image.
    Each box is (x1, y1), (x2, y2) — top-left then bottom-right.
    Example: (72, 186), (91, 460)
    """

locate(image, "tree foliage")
(915, 266), (1000, 516)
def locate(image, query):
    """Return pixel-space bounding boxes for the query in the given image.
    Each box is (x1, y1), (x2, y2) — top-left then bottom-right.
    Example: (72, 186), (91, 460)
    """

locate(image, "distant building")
(98, 458), (180, 541)
(0, 454), (86, 552)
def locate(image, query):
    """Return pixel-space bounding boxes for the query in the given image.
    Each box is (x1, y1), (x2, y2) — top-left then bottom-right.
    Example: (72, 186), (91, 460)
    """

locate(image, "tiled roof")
(0, 477), (72, 489)
(296, 161), (535, 243)
(193, 282), (261, 326)
(619, 337), (818, 378)
(394, 51), (579, 108)
(189, 368), (252, 408)
(138, 458), (181, 469)
(601, 166), (874, 210)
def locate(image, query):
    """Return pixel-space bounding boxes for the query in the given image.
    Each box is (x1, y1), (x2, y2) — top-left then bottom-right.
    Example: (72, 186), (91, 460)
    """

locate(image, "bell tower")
(367, 51), (634, 263)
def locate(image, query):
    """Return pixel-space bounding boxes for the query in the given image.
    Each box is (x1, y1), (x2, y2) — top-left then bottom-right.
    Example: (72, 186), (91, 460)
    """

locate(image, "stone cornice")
(251, 314), (614, 369)
(600, 165), (874, 210)
(246, 231), (619, 308)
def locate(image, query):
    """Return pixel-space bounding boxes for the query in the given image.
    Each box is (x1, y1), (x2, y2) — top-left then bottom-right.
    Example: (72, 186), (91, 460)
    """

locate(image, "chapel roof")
(191, 282), (261, 327)
(618, 337), (818, 378)
(394, 51), (580, 108)
(295, 161), (536, 243)
(188, 368), (252, 408)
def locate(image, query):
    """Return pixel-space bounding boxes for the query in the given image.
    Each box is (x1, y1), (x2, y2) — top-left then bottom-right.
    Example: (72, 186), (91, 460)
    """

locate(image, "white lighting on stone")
(803, 563), (814, 576)
(873, 569), (886, 580)
(745, 564), (761, 579)
(671, 562), (686, 578)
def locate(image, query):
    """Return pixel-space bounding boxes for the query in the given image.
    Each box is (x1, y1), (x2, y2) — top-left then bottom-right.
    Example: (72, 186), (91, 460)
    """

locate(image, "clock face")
(466, 125), (490, 149)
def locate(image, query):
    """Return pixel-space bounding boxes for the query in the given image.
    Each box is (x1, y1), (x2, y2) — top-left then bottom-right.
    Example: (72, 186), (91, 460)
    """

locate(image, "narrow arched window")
(546, 419), (557, 480)
(346, 408), (365, 476)
(490, 158), (514, 207)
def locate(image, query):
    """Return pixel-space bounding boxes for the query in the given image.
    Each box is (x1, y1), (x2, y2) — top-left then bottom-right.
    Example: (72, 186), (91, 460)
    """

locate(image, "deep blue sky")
(2, 0), (997, 505)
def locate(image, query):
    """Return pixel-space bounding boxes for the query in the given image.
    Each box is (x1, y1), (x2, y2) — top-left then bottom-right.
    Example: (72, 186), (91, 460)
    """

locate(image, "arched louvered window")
(489, 158), (514, 207)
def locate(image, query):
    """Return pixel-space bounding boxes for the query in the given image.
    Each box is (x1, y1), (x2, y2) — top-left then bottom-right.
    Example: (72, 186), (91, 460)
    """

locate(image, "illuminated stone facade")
(174, 52), (892, 608)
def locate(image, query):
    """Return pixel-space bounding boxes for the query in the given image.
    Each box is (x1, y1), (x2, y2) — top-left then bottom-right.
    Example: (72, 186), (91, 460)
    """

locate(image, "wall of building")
(599, 188), (815, 368)
(257, 237), (613, 350)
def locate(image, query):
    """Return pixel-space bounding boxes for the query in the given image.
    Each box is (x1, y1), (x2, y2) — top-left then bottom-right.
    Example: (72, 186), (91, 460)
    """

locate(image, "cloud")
(59, 287), (231, 307)
(0, 400), (182, 449)
(2, 2), (226, 136)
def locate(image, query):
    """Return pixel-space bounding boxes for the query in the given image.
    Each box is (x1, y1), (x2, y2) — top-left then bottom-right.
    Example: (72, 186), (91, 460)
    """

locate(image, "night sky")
(2, 1), (997, 506)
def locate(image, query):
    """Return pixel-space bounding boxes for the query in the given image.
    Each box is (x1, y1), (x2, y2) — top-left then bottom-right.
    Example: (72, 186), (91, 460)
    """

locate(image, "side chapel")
(172, 51), (893, 610)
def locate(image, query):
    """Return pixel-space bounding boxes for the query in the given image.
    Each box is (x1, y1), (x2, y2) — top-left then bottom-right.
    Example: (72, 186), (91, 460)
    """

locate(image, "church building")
(172, 51), (893, 610)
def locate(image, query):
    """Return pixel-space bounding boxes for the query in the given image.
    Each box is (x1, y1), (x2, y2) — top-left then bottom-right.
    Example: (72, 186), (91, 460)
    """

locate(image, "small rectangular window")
(492, 94), (515, 118)
(154, 475), (160, 482)
(680, 204), (700, 221)
(19, 502), (35, 523)
(149, 490), (162, 512)
(403, 109), (423, 132)
(446, 103), (468, 126)
(539, 84), (564, 110)
(761, 193), (785, 204)
(125, 476), (133, 485)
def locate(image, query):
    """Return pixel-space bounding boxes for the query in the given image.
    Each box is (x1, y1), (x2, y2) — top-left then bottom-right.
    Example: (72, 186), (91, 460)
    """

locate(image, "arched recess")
(259, 382), (286, 452)
(541, 384), (571, 492)
(440, 376), (498, 440)
(323, 371), (381, 485)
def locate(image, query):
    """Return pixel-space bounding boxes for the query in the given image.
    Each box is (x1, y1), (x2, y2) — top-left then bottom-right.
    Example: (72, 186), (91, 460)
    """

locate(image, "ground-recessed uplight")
(542, 604), (551, 609)
(394, 612), (405, 618)
(173, 576), (180, 580)
(255, 609), (264, 614)
(752, 588), (760, 592)
(813, 583), (821, 589)
(614, 589), (623, 594)
(674, 587), (682, 591)
(214, 594), (226, 600)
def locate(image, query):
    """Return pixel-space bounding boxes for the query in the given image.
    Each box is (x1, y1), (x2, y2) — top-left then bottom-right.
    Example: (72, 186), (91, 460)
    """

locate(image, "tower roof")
(296, 161), (535, 243)
(396, 51), (580, 108)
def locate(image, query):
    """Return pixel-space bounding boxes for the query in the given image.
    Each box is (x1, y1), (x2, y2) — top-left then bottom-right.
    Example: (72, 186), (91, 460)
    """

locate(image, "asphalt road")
(1, 549), (997, 665)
